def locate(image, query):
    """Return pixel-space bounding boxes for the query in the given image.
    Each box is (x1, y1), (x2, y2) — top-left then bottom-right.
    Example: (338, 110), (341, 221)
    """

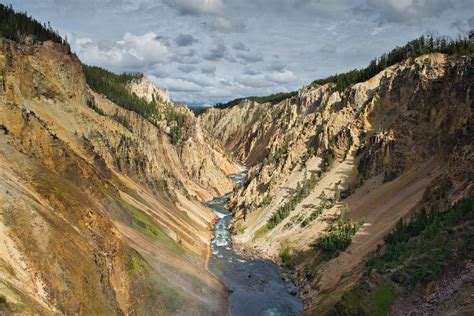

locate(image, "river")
(207, 171), (303, 316)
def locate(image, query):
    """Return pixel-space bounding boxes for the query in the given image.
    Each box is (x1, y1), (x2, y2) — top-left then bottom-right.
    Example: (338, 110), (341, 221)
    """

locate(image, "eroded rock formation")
(200, 53), (473, 314)
(0, 39), (241, 315)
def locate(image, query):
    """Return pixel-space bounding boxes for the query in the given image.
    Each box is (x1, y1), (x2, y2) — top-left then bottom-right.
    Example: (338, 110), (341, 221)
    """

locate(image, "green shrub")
(111, 113), (132, 130)
(169, 126), (181, 145)
(301, 207), (324, 227)
(284, 214), (305, 230)
(301, 192), (335, 227)
(265, 142), (290, 165)
(86, 99), (106, 116)
(280, 246), (293, 267)
(370, 283), (397, 316)
(253, 224), (270, 240)
(367, 199), (474, 288)
(319, 149), (336, 173)
(127, 252), (145, 273)
(332, 283), (397, 316)
(235, 222), (246, 234)
(267, 173), (319, 228)
(261, 194), (273, 207)
(314, 214), (363, 255)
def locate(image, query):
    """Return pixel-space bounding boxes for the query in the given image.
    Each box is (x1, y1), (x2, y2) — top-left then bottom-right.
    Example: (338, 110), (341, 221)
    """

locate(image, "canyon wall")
(0, 39), (240, 315)
(200, 53), (473, 313)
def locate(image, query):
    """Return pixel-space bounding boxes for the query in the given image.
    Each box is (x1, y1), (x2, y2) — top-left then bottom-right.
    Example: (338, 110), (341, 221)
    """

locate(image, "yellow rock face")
(200, 53), (473, 313)
(0, 39), (240, 315)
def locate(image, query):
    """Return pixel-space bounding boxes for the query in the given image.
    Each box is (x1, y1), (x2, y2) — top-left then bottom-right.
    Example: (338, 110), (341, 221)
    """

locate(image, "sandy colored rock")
(200, 53), (473, 313)
(0, 39), (241, 315)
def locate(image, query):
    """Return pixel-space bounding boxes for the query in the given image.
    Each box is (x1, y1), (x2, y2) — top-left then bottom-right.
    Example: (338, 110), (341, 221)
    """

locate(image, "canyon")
(200, 52), (473, 314)
(0, 11), (473, 315)
(0, 39), (241, 315)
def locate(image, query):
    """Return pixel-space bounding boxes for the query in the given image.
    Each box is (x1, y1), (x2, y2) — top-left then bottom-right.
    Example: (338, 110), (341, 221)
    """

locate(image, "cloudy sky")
(6, 0), (474, 105)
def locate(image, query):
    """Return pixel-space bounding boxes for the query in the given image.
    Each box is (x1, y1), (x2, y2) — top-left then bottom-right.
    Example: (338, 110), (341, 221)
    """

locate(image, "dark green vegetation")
(111, 197), (184, 255)
(214, 91), (297, 109)
(86, 100), (106, 116)
(0, 124), (9, 134)
(312, 34), (474, 92)
(83, 65), (154, 117)
(300, 206), (324, 227)
(262, 143), (290, 166)
(124, 248), (185, 314)
(280, 246), (292, 267)
(126, 252), (145, 273)
(0, 4), (65, 44)
(111, 113), (132, 131)
(314, 208), (363, 256)
(284, 214), (305, 230)
(187, 106), (209, 116)
(0, 294), (8, 310)
(367, 198), (474, 288)
(83, 65), (188, 144)
(330, 283), (397, 316)
(331, 199), (473, 315)
(319, 149), (336, 173)
(300, 147), (315, 169)
(301, 192), (335, 228)
(261, 194), (273, 207)
(267, 173), (319, 228)
(166, 109), (187, 145)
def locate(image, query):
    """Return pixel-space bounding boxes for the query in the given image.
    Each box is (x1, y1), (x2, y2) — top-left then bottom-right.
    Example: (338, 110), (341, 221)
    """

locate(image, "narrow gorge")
(199, 52), (473, 315)
(0, 3), (473, 316)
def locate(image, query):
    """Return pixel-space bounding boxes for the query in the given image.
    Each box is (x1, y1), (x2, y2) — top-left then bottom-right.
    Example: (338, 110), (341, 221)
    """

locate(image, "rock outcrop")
(0, 39), (240, 315)
(127, 76), (171, 103)
(200, 53), (473, 313)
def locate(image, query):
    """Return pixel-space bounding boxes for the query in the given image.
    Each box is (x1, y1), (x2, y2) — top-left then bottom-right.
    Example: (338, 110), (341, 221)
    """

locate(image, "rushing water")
(207, 171), (303, 316)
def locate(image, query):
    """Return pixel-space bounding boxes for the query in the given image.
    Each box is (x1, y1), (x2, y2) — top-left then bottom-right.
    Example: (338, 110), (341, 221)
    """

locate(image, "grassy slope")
(329, 198), (474, 315)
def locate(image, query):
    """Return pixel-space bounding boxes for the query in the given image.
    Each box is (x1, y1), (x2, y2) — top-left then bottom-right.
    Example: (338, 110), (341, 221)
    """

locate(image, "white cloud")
(20, 0), (472, 105)
(178, 65), (196, 73)
(366, 0), (454, 23)
(201, 18), (247, 33)
(232, 42), (249, 51)
(236, 51), (263, 63)
(265, 69), (296, 84)
(203, 42), (228, 61)
(164, 0), (223, 16)
(119, 32), (169, 63)
(175, 34), (198, 46)
(154, 77), (203, 92)
(201, 65), (217, 75)
(71, 32), (169, 69)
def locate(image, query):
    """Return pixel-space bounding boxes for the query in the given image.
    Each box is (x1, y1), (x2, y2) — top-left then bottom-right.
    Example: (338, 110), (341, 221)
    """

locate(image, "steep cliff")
(200, 53), (473, 313)
(0, 39), (241, 315)
(127, 76), (171, 104)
